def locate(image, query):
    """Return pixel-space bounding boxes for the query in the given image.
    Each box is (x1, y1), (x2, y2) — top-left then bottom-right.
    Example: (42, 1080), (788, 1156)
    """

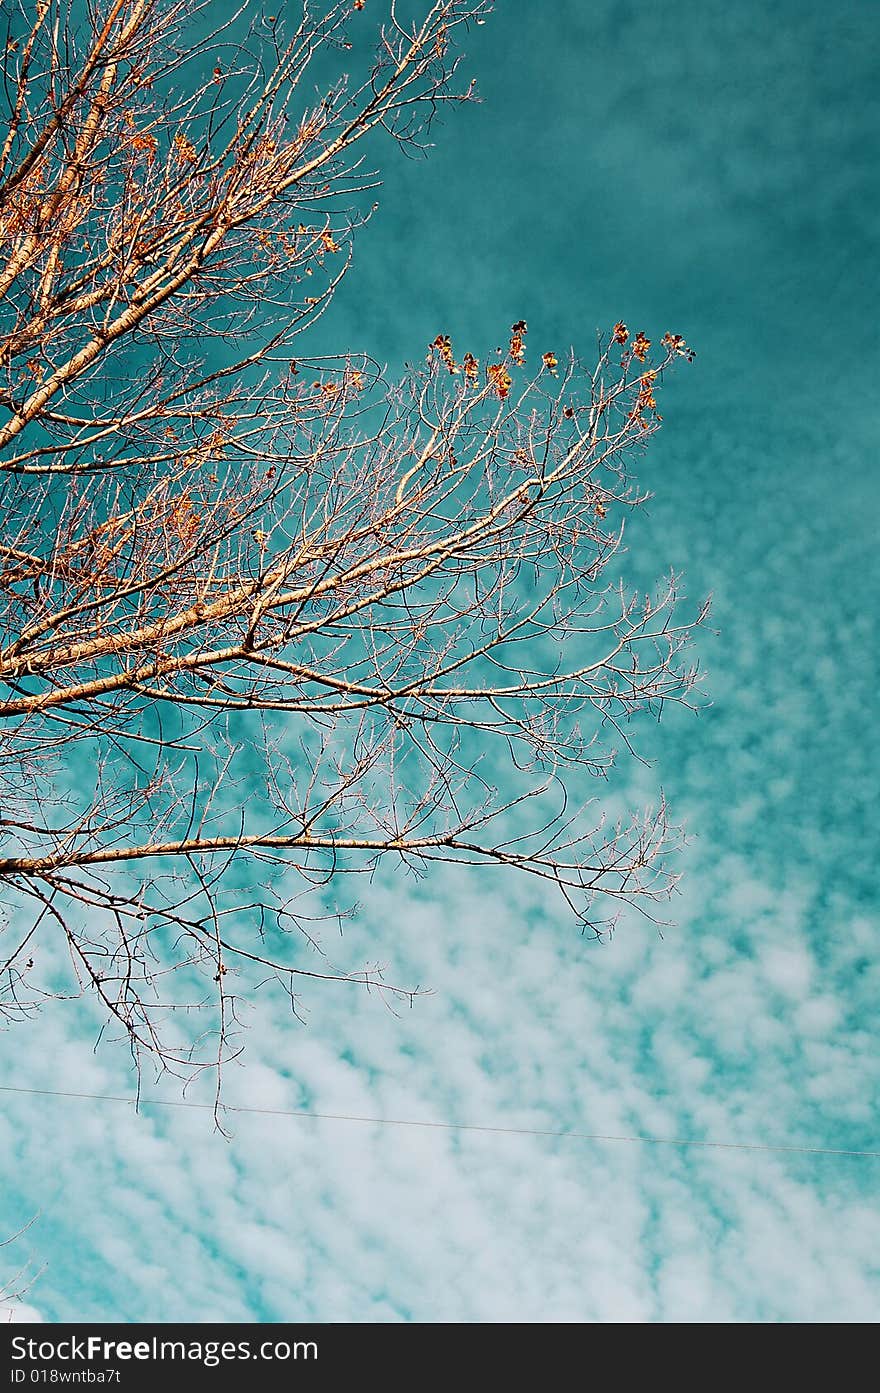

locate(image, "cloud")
(1, 1303), (44, 1324)
(2, 800), (879, 1323)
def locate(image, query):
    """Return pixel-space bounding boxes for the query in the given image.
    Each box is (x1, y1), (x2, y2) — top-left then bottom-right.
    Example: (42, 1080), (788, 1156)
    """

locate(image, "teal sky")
(3, 0), (879, 1322)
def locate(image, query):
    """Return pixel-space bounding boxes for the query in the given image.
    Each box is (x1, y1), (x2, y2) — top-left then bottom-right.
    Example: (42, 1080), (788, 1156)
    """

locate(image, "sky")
(2, 0), (879, 1322)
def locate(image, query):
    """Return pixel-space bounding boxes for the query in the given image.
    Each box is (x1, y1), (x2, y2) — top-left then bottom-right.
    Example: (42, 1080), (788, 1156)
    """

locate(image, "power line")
(1, 1082), (877, 1159)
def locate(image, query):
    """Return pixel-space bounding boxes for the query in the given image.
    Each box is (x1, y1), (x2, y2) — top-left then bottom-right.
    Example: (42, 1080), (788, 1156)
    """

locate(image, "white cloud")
(1, 1303), (44, 1324)
(2, 830), (878, 1322)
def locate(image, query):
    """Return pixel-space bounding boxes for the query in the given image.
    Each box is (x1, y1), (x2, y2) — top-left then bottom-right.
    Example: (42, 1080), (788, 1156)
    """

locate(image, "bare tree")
(0, 1217), (41, 1317)
(0, 0), (703, 1087)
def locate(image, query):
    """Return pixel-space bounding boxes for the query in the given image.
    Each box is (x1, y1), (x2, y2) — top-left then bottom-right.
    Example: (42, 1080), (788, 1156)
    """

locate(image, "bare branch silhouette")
(0, 1), (703, 1093)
